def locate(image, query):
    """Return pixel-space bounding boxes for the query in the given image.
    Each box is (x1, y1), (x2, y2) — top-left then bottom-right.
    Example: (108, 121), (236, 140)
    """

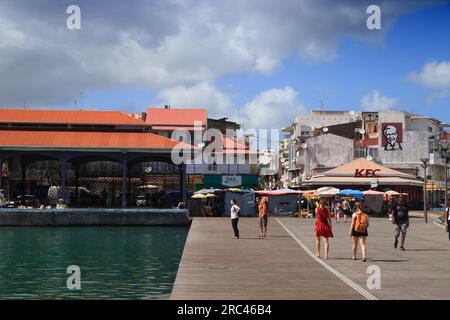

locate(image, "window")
(368, 148), (379, 159)
(354, 146), (366, 159)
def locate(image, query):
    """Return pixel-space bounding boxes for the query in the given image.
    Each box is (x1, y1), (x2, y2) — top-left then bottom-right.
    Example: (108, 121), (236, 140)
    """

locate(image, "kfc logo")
(355, 169), (381, 178)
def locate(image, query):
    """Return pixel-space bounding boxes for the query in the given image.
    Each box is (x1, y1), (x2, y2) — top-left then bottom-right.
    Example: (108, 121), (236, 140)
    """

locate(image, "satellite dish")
(310, 126), (315, 131)
(197, 142), (206, 148)
(322, 127), (329, 133)
(349, 111), (355, 116)
(359, 128), (366, 135)
(366, 155), (373, 161)
(301, 143), (308, 149)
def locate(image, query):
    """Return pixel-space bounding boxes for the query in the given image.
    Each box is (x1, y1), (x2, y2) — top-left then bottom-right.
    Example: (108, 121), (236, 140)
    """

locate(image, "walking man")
(257, 196), (268, 238)
(393, 196), (409, 251)
(230, 198), (240, 239)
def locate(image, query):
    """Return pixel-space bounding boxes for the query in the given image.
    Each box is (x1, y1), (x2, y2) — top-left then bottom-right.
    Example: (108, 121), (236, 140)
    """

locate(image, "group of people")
(229, 194), (450, 260)
(315, 195), (411, 261)
(229, 196), (269, 240)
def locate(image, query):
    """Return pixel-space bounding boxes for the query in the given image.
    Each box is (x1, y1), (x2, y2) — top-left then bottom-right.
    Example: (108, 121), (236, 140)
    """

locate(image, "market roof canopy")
(305, 158), (423, 187)
(0, 130), (193, 152)
(0, 109), (146, 126)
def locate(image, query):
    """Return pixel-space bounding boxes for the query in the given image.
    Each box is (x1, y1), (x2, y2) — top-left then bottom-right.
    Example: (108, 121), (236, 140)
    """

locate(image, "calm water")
(0, 227), (188, 299)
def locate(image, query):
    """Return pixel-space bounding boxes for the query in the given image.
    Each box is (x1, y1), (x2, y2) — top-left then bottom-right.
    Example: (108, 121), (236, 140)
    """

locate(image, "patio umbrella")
(385, 190), (400, 196)
(339, 189), (364, 200)
(191, 193), (208, 199)
(194, 188), (219, 195)
(315, 187), (340, 197)
(363, 190), (385, 195)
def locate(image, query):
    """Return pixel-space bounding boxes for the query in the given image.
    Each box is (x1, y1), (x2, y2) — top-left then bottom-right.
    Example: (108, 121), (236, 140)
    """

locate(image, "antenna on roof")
(74, 99), (77, 111)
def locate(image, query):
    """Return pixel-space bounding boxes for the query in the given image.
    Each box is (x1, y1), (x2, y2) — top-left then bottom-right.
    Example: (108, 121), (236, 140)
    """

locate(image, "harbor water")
(0, 226), (188, 299)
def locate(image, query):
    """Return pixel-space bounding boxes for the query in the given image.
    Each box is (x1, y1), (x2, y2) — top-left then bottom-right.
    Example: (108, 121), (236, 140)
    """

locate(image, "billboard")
(381, 123), (403, 151)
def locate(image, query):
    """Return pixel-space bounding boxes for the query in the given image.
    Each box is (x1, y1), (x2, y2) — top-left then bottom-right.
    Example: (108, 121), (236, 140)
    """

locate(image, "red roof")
(0, 130), (191, 151)
(146, 108), (207, 130)
(0, 109), (146, 126)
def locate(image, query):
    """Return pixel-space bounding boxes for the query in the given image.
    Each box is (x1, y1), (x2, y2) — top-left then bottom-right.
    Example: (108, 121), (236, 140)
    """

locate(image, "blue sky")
(1, 0), (449, 127)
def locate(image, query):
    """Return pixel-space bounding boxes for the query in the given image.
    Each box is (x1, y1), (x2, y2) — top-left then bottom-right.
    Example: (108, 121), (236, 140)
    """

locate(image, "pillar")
(60, 159), (67, 202)
(74, 163), (79, 206)
(121, 156), (127, 208)
(0, 152), (3, 191)
(21, 158), (26, 202)
(179, 164), (187, 205)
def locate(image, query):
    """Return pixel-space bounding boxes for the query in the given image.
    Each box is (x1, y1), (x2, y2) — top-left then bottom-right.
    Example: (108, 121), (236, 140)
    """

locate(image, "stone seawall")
(0, 208), (190, 226)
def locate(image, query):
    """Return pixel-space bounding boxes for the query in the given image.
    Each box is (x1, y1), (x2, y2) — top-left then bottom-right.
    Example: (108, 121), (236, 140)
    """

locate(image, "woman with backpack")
(315, 198), (334, 259)
(349, 202), (369, 262)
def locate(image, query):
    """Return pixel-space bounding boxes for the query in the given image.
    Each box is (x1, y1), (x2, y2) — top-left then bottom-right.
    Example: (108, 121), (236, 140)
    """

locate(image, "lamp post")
(440, 141), (450, 215)
(420, 158), (429, 223)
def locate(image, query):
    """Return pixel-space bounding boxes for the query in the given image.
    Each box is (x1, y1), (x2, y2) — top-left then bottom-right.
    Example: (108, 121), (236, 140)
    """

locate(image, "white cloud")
(426, 90), (449, 104)
(243, 86), (305, 129)
(157, 82), (232, 117)
(408, 60), (450, 104)
(408, 61), (450, 88)
(361, 89), (398, 111)
(0, 0), (435, 106)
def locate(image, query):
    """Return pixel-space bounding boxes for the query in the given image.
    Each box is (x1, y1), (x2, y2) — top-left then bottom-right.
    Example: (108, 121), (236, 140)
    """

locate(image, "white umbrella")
(315, 187), (340, 196)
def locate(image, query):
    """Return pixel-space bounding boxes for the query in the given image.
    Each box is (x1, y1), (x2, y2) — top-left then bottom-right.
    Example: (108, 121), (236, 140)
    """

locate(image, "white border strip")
(276, 218), (378, 300)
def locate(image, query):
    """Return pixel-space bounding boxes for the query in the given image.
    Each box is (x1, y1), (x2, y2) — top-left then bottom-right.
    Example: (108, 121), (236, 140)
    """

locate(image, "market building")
(0, 109), (192, 208)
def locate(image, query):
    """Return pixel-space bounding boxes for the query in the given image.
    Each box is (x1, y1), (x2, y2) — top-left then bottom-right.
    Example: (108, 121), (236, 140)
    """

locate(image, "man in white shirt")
(230, 198), (241, 239)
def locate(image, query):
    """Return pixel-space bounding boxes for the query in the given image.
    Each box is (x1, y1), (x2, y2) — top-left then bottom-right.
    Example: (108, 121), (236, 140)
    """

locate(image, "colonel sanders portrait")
(383, 125), (403, 151)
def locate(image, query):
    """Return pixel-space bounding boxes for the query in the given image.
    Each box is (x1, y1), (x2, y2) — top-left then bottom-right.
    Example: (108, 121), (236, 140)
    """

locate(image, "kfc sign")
(354, 169), (381, 178)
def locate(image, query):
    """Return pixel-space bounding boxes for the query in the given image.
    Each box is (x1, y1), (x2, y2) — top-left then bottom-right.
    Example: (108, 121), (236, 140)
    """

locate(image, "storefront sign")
(354, 169), (381, 178)
(222, 175), (242, 187)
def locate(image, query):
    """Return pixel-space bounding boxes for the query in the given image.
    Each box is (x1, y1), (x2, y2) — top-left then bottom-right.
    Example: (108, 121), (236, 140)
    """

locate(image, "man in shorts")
(393, 196), (409, 251)
(257, 196), (268, 238)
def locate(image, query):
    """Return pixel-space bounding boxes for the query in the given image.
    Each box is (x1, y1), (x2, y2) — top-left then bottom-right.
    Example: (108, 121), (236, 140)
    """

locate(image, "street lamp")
(420, 158), (429, 223)
(440, 141), (450, 215)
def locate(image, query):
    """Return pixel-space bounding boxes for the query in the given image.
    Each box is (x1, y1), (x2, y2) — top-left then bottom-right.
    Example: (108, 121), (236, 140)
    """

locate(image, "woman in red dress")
(315, 198), (334, 259)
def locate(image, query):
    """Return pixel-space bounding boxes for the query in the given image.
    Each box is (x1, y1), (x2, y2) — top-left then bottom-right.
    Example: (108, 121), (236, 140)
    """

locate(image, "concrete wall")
(303, 134), (354, 178)
(0, 208), (190, 226)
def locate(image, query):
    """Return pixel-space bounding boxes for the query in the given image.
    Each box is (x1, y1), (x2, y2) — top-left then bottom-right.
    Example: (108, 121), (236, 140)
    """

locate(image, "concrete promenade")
(171, 217), (363, 300)
(171, 216), (450, 300)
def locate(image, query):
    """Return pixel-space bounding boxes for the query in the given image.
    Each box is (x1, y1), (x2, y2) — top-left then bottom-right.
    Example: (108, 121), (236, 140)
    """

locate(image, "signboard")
(222, 175), (242, 187)
(354, 169), (381, 178)
(381, 123), (403, 151)
(371, 179), (378, 188)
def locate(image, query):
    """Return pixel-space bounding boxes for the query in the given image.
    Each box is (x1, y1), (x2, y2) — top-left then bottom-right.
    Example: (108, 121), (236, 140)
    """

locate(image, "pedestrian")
(230, 198), (241, 239)
(393, 196), (409, 251)
(349, 202), (369, 262)
(445, 200), (449, 241)
(342, 199), (351, 223)
(333, 198), (342, 223)
(257, 196), (268, 238)
(315, 198), (333, 259)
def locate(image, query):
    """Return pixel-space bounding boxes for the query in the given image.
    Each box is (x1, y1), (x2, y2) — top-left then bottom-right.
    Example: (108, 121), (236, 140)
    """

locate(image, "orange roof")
(0, 109), (147, 126)
(0, 130), (191, 151)
(146, 108), (207, 129)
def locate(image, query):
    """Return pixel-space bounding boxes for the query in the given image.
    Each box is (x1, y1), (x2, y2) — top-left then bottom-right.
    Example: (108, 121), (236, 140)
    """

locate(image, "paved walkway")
(278, 216), (450, 300)
(171, 217), (364, 300)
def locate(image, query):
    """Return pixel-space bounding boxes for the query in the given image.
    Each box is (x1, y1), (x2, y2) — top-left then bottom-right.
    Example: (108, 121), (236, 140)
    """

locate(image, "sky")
(0, 0), (449, 129)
